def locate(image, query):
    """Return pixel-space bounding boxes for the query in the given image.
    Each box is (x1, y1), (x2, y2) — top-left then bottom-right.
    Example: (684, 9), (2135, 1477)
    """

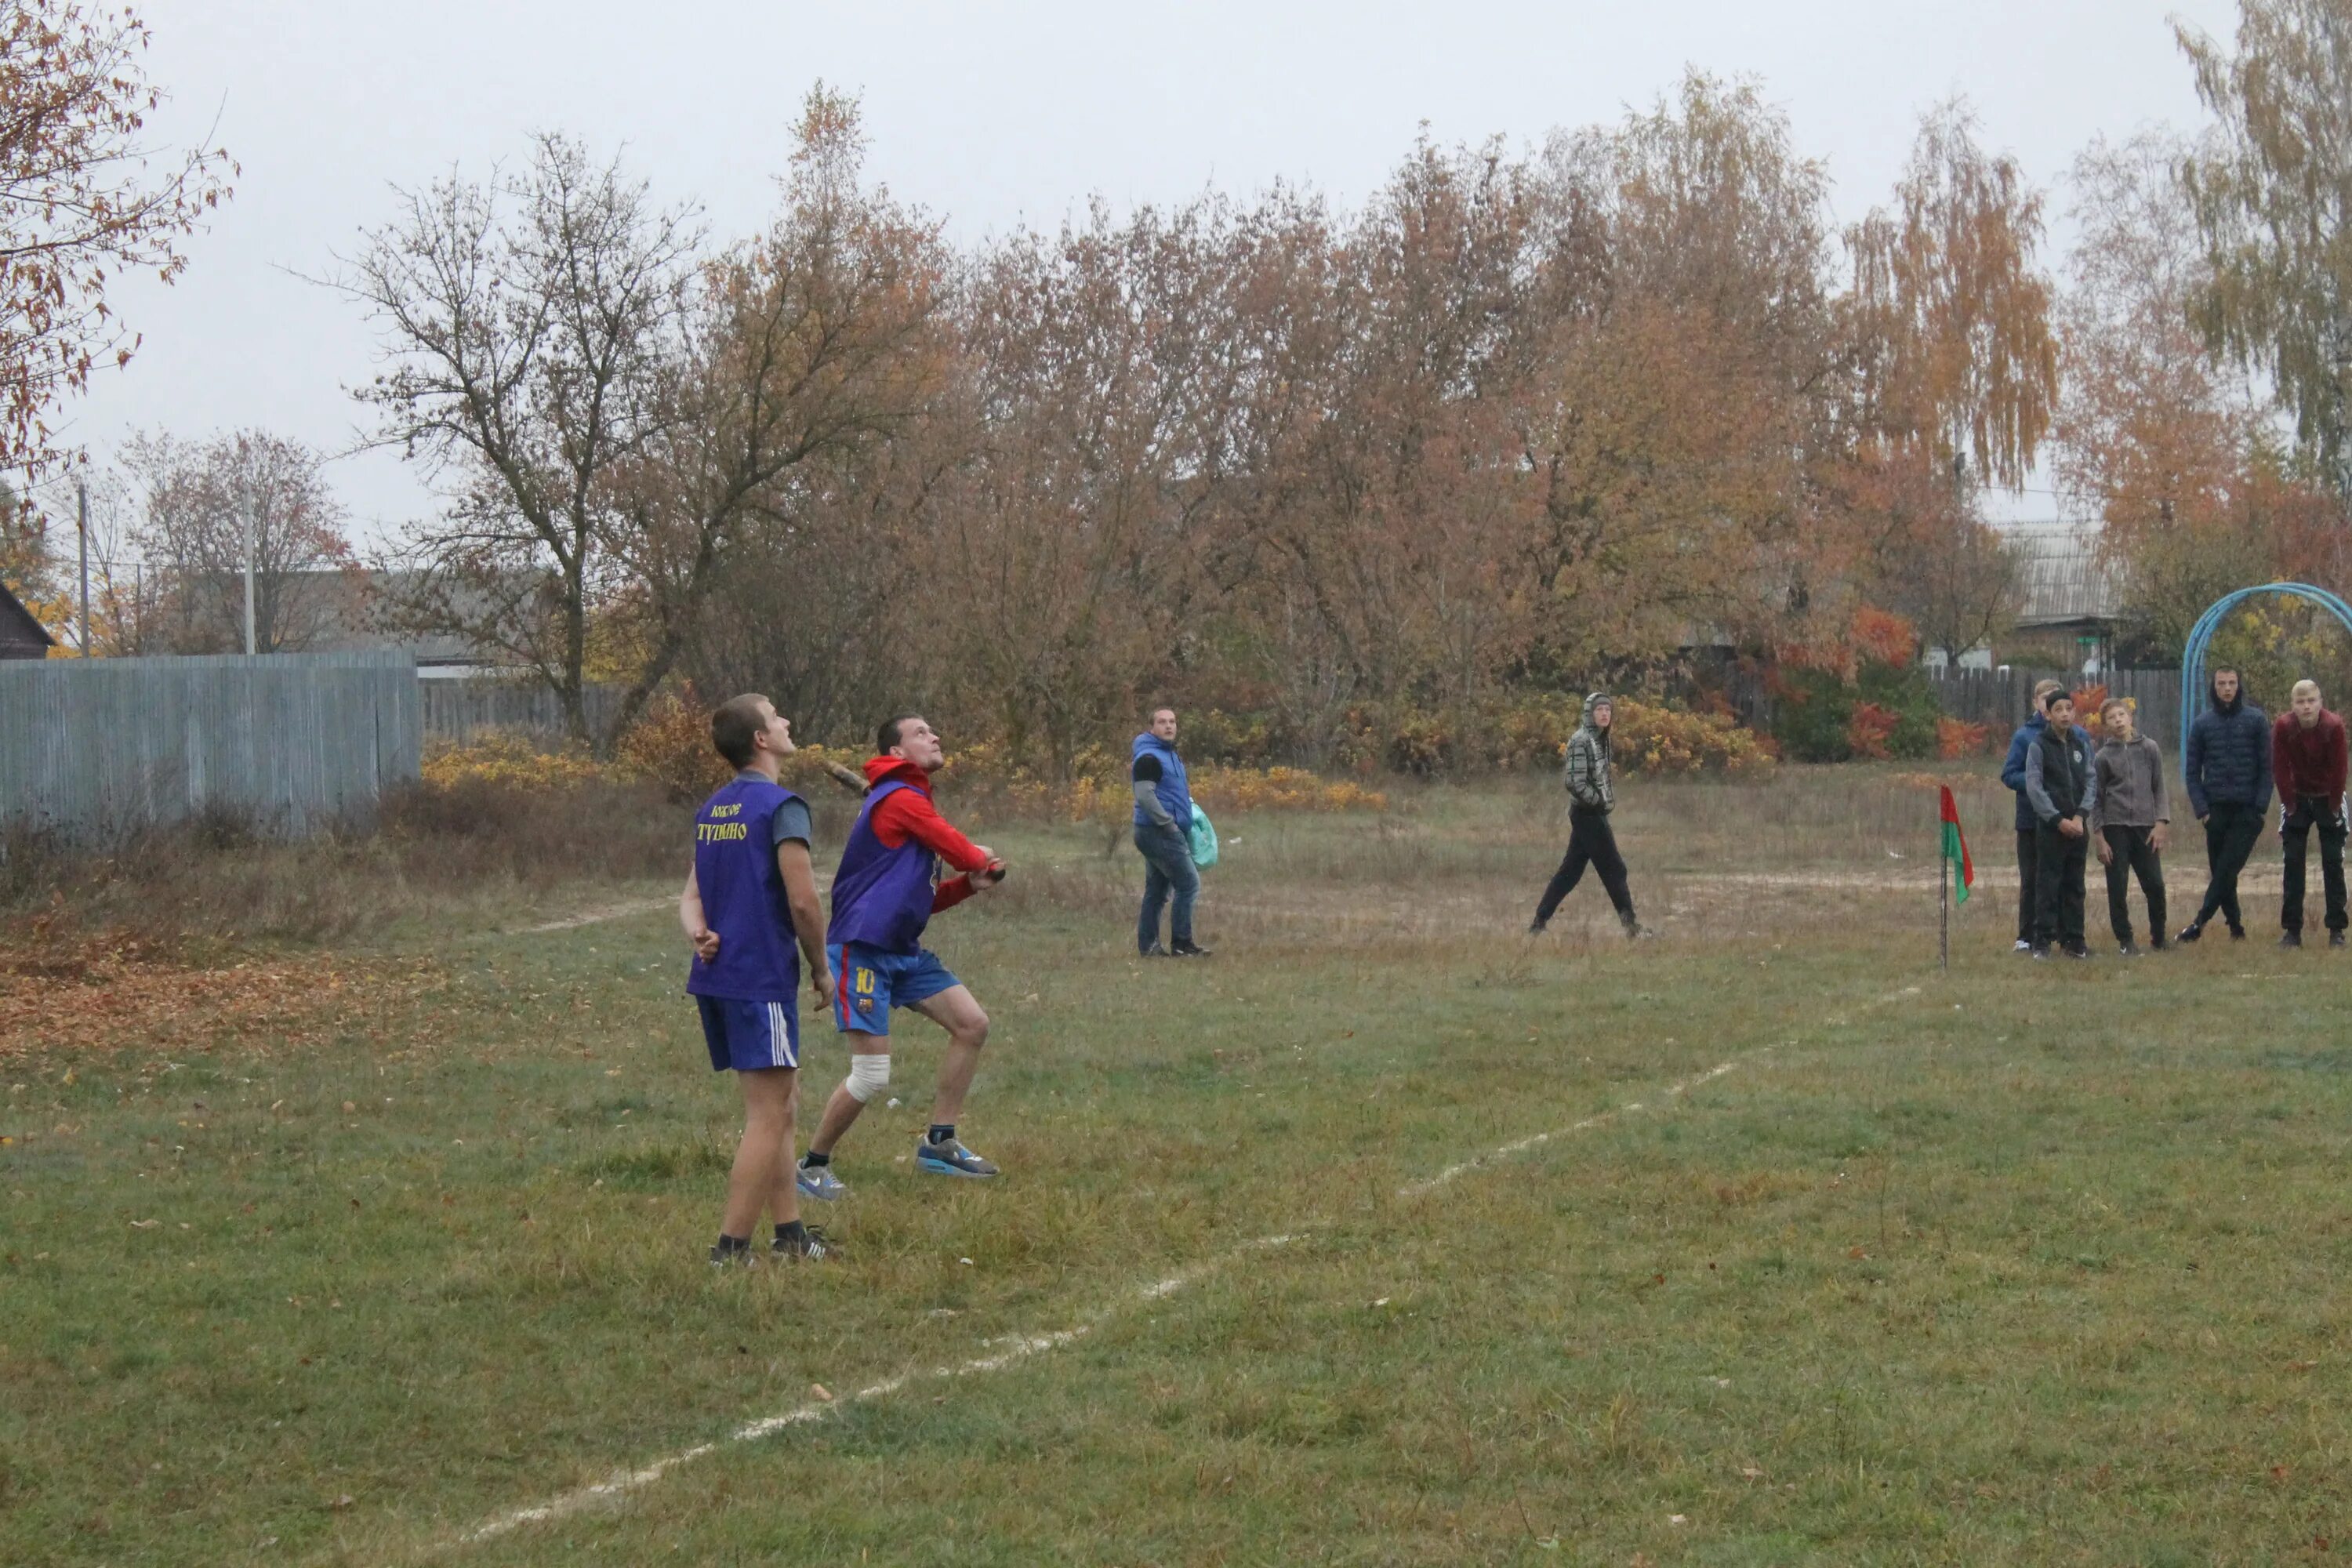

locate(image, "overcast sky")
(66, 0), (2245, 543)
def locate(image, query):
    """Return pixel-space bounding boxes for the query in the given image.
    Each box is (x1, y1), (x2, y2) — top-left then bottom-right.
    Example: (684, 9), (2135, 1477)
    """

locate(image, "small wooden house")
(0, 580), (56, 659)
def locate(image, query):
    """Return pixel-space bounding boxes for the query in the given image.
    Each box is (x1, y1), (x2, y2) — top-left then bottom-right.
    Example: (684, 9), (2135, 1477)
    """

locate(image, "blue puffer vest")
(1131, 732), (1193, 829)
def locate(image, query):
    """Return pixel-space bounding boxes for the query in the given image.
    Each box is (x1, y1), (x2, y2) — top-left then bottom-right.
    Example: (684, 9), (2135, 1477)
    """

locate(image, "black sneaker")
(1623, 921), (1657, 942)
(2281, 931), (2303, 949)
(772, 1225), (831, 1260)
(2061, 944), (2093, 960)
(1171, 938), (1213, 958)
(2228, 926), (2248, 941)
(2176, 924), (2203, 944)
(709, 1241), (757, 1268)
(2149, 935), (2169, 952)
(2332, 932), (2347, 949)
(1139, 942), (1171, 958)
(2118, 941), (2141, 957)
(2030, 944), (2052, 960)
(1527, 921), (1548, 937)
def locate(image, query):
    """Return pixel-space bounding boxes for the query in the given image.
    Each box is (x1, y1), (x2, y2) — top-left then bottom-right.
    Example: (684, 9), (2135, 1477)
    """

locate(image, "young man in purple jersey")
(798, 713), (1007, 1189)
(680, 694), (836, 1263)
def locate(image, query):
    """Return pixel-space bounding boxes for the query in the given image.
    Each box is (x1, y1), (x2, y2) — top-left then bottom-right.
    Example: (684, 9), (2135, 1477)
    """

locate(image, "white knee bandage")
(844, 1054), (891, 1103)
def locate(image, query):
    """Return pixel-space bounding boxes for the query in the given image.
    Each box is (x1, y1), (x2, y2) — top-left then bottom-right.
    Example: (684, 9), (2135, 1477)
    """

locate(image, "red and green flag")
(1938, 785), (1974, 905)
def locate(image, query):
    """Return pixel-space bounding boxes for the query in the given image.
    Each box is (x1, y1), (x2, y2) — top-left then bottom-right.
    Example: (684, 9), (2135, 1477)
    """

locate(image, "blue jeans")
(1134, 822), (1199, 951)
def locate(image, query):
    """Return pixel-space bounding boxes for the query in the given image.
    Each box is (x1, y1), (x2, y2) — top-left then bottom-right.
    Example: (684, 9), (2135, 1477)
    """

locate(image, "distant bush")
(1330, 695), (1773, 779)
(1771, 661), (1940, 764)
(1936, 716), (1997, 760)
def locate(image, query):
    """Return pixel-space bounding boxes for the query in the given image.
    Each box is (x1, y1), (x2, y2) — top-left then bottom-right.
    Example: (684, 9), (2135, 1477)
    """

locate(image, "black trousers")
(2193, 800), (2266, 933)
(2281, 795), (2349, 935)
(2100, 825), (2165, 946)
(2033, 822), (2089, 949)
(1534, 808), (1634, 926)
(2015, 829), (2039, 943)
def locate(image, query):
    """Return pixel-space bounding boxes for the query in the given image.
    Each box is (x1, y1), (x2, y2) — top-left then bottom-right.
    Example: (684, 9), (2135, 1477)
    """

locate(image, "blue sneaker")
(913, 1136), (999, 1178)
(797, 1159), (848, 1202)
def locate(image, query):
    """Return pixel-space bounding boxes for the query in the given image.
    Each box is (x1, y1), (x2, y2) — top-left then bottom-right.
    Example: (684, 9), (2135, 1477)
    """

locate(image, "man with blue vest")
(679, 694), (834, 1264)
(1132, 706), (1209, 958)
(799, 713), (1006, 1188)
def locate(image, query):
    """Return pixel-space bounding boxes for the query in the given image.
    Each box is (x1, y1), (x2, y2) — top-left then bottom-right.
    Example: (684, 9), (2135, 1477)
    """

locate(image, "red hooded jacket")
(860, 755), (993, 914)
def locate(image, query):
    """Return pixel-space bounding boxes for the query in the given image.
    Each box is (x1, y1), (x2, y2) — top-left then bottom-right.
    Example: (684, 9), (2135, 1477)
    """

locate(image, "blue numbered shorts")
(695, 995), (800, 1073)
(828, 942), (961, 1037)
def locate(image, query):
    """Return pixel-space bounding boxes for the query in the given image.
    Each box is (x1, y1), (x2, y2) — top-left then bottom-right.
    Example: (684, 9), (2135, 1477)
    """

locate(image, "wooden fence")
(1927, 668), (2184, 751)
(0, 652), (420, 839)
(419, 679), (623, 744)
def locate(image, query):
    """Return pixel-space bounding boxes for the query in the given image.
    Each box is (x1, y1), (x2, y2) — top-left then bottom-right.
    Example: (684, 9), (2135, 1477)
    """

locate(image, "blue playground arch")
(2180, 581), (2352, 789)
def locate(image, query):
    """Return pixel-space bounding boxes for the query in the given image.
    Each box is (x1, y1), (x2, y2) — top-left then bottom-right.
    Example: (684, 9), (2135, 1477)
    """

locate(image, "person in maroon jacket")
(2274, 679), (2349, 949)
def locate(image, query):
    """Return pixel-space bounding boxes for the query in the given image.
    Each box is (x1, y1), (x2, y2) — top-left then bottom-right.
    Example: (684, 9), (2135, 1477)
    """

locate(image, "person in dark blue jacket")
(2002, 680), (2082, 953)
(2178, 666), (2274, 942)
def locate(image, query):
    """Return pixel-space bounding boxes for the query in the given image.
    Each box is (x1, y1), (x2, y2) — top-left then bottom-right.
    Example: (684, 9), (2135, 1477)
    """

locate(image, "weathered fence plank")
(0, 653), (421, 838)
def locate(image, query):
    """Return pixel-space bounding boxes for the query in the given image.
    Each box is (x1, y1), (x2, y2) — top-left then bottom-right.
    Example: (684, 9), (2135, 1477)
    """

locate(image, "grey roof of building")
(2008, 527), (2125, 630)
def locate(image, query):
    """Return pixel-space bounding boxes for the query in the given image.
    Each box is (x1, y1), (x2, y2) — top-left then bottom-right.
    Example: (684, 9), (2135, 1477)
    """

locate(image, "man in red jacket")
(2274, 679), (2349, 949)
(797, 714), (1009, 1193)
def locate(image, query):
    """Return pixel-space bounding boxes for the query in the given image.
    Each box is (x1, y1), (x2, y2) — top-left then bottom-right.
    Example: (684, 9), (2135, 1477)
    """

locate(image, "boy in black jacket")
(2024, 690), (2099, 959)
(2179, 666), (2273, 942)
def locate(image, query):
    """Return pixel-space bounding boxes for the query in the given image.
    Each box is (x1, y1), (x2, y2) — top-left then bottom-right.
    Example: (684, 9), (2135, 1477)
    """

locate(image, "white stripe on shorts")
(768, 1001), (791, 1069)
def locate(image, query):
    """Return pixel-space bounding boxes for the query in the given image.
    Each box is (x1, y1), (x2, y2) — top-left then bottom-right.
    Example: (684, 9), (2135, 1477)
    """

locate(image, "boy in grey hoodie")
(2088, 698), (2169, 955)
(1529, 692), (1650, 940)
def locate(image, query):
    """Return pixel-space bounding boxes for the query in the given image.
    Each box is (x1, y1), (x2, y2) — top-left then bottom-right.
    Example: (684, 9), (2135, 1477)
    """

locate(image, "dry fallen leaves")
(0, 931), (438, 1062)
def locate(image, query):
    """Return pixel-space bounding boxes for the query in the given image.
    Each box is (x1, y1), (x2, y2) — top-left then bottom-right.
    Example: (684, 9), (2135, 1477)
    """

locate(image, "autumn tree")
(612, 87), (952, 747)
(0, 3), (232, 474)
(1844, 103), (2059, 492)
(122, 430), (354, 654)
(2177, 0), (2352, 498)
(335, 132), (699, 747)
(1516, 74), (1838, 670)
(940, 196), (1231, 770)
(341, 93), (946, 753)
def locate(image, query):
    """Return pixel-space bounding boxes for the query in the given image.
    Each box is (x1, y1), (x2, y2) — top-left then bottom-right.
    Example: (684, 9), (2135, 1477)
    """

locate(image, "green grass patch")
(4, 771), (2348, 1565)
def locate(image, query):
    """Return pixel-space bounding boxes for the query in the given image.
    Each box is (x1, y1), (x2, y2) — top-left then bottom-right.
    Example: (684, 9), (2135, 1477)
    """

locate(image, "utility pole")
(243, 491), (257, 655)
(76, 479), (90, 657)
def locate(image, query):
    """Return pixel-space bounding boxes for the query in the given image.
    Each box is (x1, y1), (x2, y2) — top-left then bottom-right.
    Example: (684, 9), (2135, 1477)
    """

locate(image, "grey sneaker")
(797, 1158), (848, 1202)
(1139, 942), (1171, 958)
(914, 1136), (999, 1178)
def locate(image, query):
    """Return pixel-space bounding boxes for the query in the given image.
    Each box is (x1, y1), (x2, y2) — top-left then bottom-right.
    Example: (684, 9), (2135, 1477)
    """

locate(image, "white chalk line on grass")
(512, 875), (840, 937)
(444, 981), (1932, 1552)
(453, 1235), (1301, 1548)
(1396, 1058), (1748, 1199)
(1392, 982), (1927, 1200)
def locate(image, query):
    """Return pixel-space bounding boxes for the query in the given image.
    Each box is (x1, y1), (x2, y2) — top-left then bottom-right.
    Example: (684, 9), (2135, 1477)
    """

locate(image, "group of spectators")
(2002, 670), (2349, 958)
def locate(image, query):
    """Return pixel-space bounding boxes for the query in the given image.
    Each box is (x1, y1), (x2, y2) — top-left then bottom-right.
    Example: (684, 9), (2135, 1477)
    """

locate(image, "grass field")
(6, 765), (2350, 1566)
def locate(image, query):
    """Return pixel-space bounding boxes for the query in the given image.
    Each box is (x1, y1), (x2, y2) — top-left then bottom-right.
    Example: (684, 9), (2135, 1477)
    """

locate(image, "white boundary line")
(1396, 1058), (1748, 1198)
(439, 982), (1930, 1554)
(452, 1235), (1301, 1548)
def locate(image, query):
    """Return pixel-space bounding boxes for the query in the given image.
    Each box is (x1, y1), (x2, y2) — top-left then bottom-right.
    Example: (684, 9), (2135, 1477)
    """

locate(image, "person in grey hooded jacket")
(1528, 692), (1649, 939)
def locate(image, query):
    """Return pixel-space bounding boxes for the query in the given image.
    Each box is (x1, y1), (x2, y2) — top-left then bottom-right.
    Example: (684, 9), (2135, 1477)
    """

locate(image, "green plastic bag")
(1187, 807), (1218, 869)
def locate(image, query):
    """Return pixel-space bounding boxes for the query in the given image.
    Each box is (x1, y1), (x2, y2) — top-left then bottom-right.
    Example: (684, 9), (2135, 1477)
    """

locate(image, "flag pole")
(1938, 792), (1950, 973)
